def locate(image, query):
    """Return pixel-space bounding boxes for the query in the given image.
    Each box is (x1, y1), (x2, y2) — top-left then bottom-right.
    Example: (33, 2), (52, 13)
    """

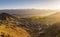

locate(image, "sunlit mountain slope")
(0, 24), (30, 37)
(0, 13), (30, 37)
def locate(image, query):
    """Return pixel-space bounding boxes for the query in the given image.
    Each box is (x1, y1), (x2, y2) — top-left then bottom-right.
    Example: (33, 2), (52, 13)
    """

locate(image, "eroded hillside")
(0, 13), (30, 37)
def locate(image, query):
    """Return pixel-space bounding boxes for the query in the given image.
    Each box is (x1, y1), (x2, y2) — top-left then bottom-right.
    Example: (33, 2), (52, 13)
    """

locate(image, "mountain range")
(0, 9), (55, 16)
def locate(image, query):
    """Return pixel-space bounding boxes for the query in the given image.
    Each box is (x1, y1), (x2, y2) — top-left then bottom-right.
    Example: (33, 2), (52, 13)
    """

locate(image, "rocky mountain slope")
(0, 13), (30, 37)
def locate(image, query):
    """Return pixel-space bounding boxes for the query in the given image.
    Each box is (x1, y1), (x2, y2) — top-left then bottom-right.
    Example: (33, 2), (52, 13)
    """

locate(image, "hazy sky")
(0, 0), (60, 9)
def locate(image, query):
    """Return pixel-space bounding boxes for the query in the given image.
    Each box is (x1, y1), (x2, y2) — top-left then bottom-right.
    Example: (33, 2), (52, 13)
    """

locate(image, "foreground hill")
(0, 24), (30, 37)
(0, 13), (30, 37)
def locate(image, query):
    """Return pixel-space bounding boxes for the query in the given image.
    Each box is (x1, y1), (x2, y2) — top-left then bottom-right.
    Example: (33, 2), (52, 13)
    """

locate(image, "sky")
(0, 0), (60, 9)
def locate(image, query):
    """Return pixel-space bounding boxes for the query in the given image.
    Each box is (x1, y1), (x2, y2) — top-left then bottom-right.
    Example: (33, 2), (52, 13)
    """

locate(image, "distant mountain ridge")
(0, 9), (55, 16)
(46, 12), (60, 24)
(49, 12), (60, 18)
